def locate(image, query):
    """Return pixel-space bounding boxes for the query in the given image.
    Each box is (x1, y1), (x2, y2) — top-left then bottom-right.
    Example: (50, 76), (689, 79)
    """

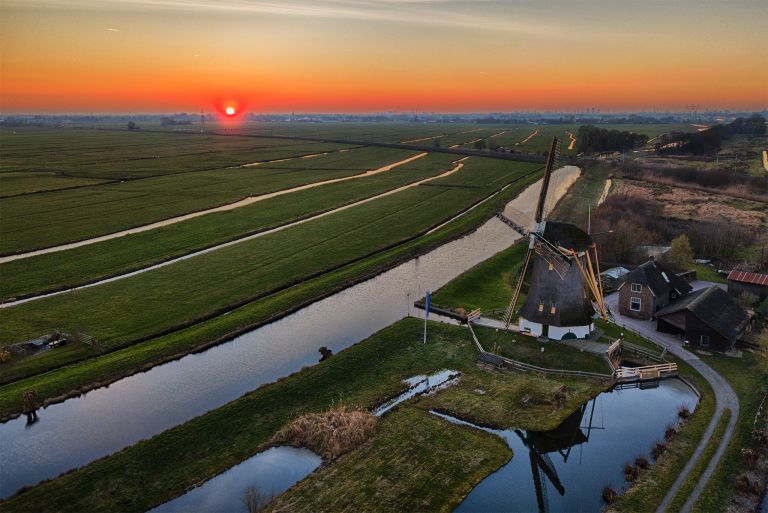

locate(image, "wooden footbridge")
(604, 338), (677, 383)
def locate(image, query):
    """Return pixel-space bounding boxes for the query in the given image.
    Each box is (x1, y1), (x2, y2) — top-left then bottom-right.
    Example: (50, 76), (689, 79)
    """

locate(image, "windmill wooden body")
(503, 137), (608, 339)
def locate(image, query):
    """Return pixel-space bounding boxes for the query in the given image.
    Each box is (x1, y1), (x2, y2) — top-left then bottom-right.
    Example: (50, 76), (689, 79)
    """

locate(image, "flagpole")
(423, 289), (430, 344)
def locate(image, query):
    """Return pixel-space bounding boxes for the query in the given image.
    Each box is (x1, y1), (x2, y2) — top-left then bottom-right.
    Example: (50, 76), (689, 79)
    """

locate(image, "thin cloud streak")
(8, 0), (585, 39)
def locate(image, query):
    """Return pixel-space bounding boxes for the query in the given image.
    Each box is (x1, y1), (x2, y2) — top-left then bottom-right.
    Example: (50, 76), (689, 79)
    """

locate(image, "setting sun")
(224, 106), (235, 116)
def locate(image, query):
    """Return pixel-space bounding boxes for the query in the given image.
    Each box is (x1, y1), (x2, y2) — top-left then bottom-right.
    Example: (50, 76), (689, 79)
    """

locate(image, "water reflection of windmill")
(515, 400), (597, 513)
(502, 137), (609, 339)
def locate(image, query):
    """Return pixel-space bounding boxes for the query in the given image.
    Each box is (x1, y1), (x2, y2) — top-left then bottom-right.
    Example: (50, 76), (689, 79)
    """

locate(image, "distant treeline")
(657, 114), (766, 155)
(160, 117), (192, 126)
(575, 125), (648, 153)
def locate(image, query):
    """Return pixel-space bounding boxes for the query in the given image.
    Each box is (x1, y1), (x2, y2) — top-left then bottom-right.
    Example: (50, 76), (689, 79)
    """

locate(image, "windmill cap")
(543, 221), (593, 252)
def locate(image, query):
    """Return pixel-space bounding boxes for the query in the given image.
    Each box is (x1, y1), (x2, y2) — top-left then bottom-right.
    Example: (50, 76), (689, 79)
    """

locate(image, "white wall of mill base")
(519, 318), (543, 337)
(548, 323), (593, 340)
(519, 318), (594, 340)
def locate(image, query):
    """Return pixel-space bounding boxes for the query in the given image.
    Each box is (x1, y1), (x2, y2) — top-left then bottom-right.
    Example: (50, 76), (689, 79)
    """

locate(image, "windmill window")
(630, 297), (641, 311)
(550, 305), (556, 314)
(548, 263), (554, 271)
(538, 301), (544, 312)
(631, 283), (642, 293)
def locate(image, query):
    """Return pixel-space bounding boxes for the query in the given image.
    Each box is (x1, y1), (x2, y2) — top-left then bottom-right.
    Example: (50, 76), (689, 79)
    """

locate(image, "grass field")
(0, 128), (350, 179)
(0, 161), (542, 399)
(266, 406), (511, 513)
(0, 318), (605, 513)
(0, 145), (414, 254)
(0, 158), (539, 345)
(0, 171), (109, 197)
(0, 153), (459, 301)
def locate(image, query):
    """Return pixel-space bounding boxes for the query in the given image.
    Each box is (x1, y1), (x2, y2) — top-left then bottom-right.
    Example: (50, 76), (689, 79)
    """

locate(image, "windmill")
(502, 137), (608, 339)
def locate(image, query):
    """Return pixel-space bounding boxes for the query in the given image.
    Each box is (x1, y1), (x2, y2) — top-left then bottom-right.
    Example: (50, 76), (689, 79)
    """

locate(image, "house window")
(700, 335), (710, 347)
(548, 262), (554, 271)
(631, 283), (642, 293)
(630, 297), (642, 311)
(550, 305), (556, 314)
(538, 300), (544, 312)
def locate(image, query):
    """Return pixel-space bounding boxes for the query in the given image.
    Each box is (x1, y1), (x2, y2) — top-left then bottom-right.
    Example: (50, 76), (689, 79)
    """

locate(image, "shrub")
(635, 456), (650, 469)
(624, 464), (639, 481)
(602, 486), (618, 504)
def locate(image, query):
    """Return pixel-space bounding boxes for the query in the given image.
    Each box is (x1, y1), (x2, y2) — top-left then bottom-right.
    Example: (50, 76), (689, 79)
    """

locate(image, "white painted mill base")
(519, 317), (594, 340)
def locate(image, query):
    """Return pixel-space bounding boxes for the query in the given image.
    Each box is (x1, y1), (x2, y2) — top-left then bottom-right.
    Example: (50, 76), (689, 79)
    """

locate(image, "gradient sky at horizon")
(1, 0), (766, 113)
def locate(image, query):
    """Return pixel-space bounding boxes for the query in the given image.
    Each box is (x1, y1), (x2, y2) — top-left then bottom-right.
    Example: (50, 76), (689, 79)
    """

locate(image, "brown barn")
(727, 270), (768, 301)
(656, 286), (750, 352)
(617, 259), (692, 320)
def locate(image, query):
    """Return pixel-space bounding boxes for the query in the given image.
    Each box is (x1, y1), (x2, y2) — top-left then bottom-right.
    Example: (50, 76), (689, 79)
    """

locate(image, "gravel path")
(605, 286), (739, 513)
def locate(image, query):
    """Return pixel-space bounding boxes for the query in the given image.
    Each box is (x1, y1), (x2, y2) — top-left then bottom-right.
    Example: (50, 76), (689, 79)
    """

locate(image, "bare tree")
(242, 485), (275, 513)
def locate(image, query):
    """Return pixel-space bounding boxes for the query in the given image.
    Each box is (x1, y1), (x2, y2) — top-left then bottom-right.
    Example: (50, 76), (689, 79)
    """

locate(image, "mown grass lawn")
(0, 318), (601, 513)
(0, 146), (410, 254)
(0, 153), (458, 301)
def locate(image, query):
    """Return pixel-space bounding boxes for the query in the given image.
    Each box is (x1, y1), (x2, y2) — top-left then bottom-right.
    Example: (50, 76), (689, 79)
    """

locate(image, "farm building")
(617, 258), (692, 320)
(656, 286), (751, 352)
(600, 266), (630, 291)
(727, 270), (768, 301)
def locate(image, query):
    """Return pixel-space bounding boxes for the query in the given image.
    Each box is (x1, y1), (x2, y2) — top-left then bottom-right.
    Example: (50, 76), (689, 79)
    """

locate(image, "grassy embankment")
(0, 318), (605, 513)
(622, 337), (767, 513)
(667, 409), (732, 512)
(0, 145), (408, 254)
(548, 163), (614, 230)
(0, 161), (542, 416)
(689, 342), (768, 512)
(429, 242), (527, 318)
(0, 153), (459, 300)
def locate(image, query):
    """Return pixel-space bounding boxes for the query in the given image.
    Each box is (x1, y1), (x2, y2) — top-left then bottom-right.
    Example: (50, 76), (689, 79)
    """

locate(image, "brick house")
(617, 258), (692, 320)
(656, 286), (751, 352)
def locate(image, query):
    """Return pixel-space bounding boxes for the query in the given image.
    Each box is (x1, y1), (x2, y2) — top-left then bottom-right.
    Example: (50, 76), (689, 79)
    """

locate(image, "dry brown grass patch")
(271, 406), (377, 460)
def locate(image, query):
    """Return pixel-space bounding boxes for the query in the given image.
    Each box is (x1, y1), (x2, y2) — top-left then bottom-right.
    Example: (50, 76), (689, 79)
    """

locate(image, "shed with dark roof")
(656, 286), (751, 352)
(727, 270), (768, 301)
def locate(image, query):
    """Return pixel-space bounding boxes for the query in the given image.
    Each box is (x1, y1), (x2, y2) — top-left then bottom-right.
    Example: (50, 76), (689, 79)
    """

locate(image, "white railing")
(614, 363), (678, 382)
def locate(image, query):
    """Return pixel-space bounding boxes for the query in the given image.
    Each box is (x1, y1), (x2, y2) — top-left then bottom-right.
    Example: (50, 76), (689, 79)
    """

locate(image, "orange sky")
(1, 1), (766, 113)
